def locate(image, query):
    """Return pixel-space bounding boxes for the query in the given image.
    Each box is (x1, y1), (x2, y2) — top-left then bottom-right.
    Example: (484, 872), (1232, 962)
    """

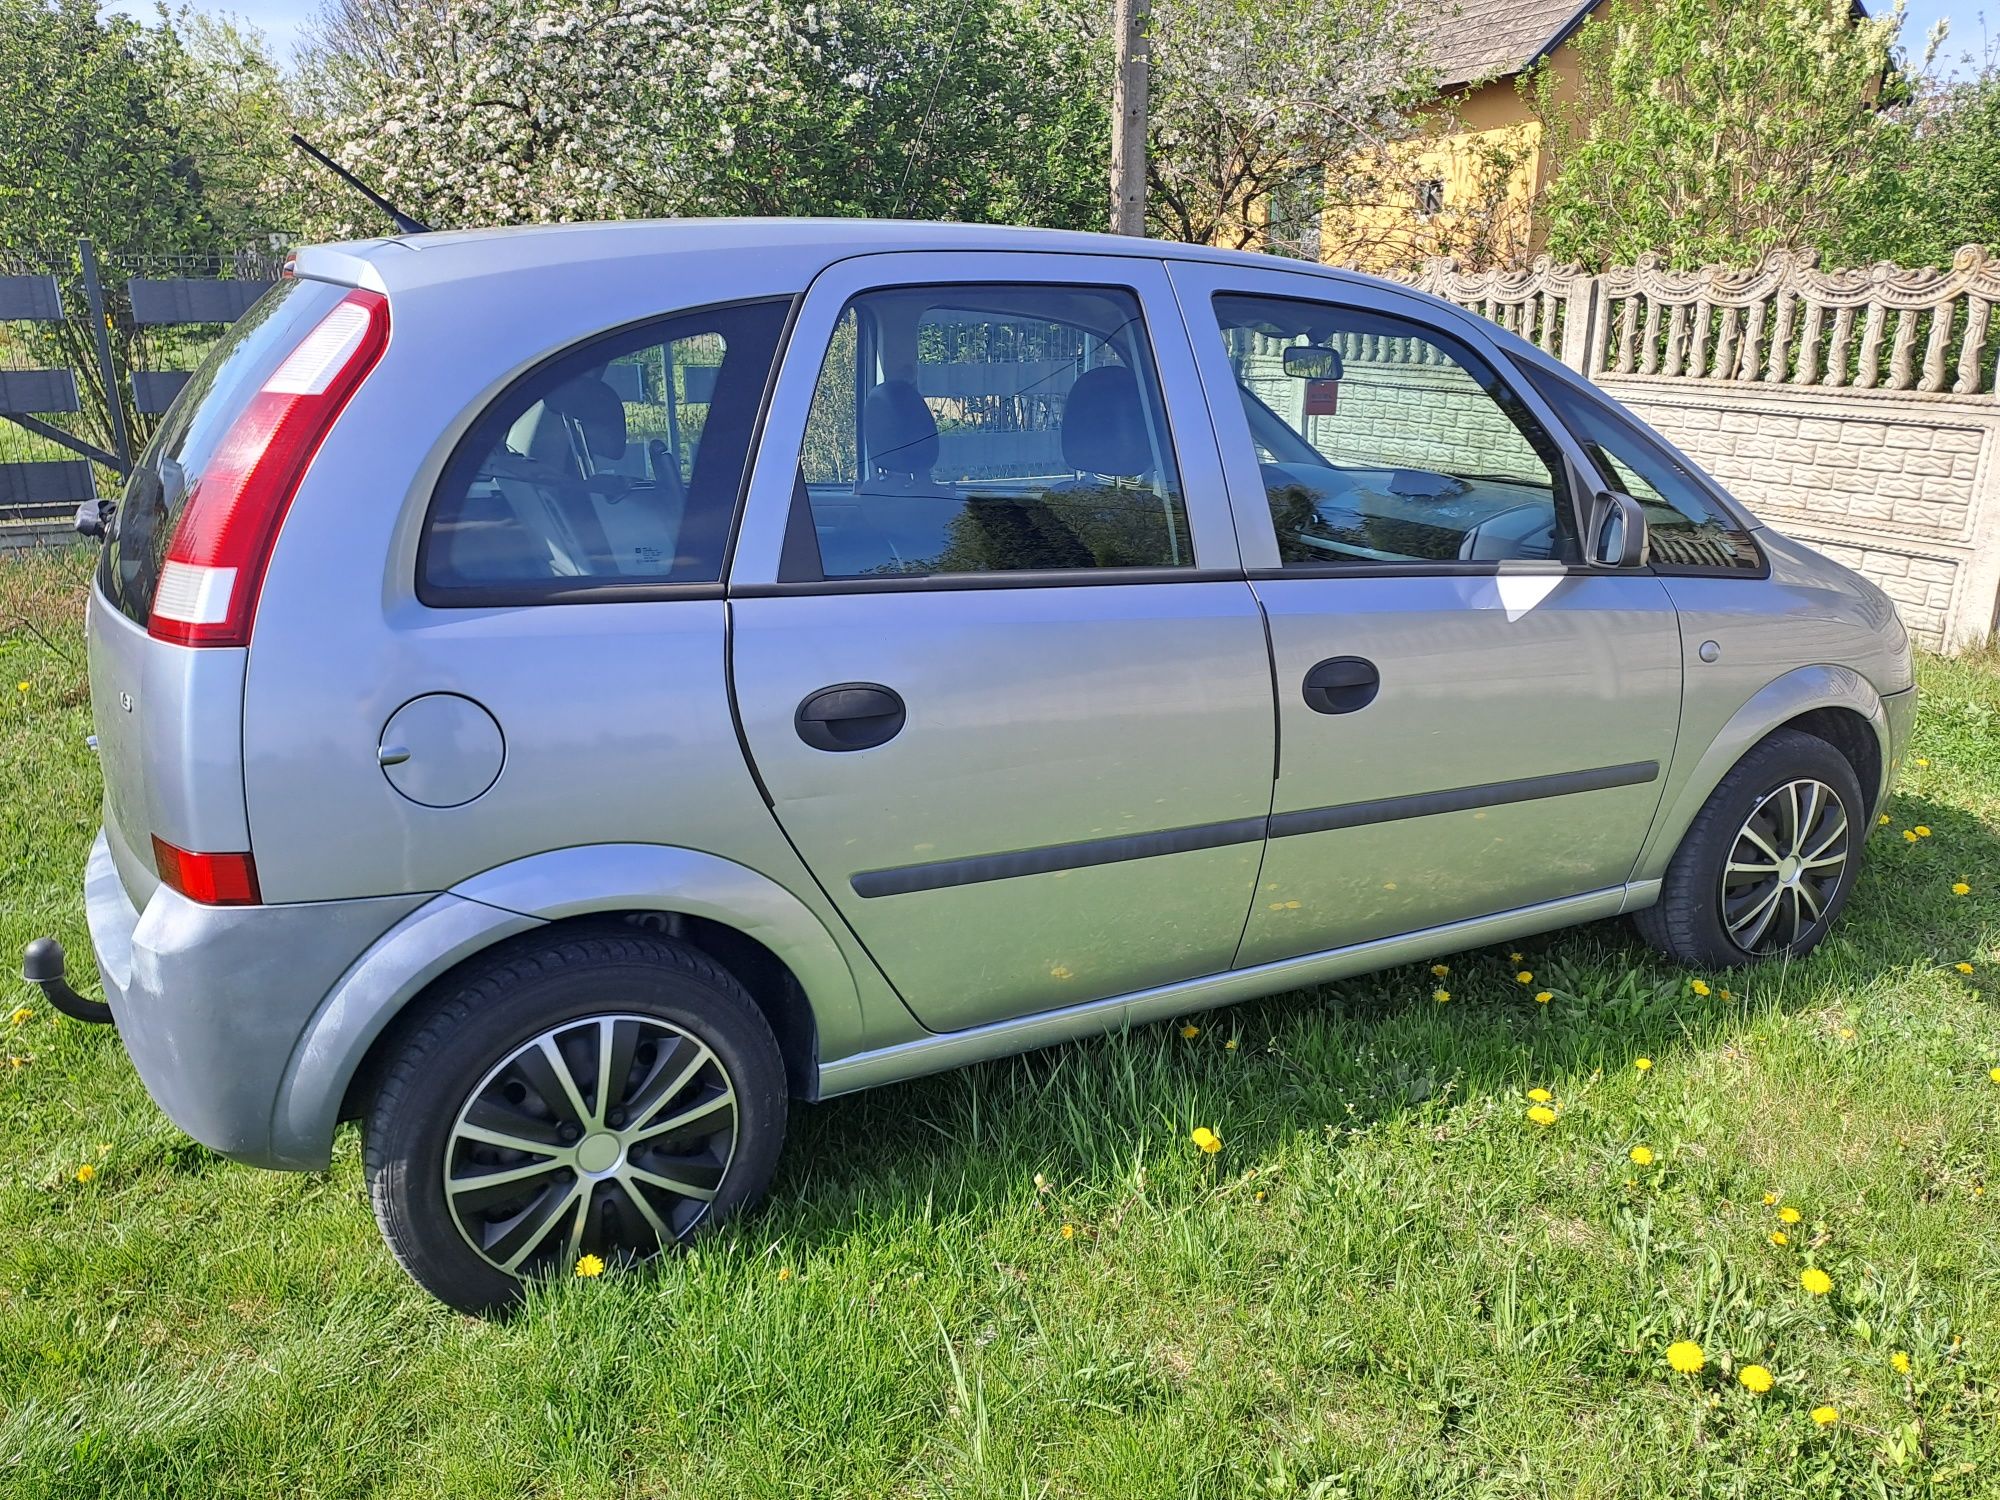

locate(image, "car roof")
(290, 217), (1405, 299)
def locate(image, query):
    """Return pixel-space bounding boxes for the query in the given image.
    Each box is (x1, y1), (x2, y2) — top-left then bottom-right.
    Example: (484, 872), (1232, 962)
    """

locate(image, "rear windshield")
(99, 277), (347, 627)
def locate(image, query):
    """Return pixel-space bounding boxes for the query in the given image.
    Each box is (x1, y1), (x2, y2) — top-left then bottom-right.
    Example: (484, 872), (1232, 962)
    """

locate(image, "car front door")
(728, 252), (1275, 1032)
(1167, 260), (1685, 966)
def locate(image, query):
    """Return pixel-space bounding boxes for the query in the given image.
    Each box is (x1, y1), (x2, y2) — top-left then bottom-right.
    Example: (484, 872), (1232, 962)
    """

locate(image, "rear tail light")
(151, 837), (261, 906)
(149, 288), (389, 647)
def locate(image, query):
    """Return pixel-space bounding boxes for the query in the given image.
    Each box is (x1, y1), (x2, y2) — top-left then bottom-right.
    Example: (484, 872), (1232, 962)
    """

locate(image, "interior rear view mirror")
(1588, 491), (1650, 568)
(1282, 346), (1343, 381)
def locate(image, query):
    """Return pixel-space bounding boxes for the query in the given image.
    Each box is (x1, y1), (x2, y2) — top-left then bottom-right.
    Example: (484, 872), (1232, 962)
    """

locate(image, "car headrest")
(1062, 365), (1150, 477)
(544, 375), (627, 461)
(864, 380), (939, 476)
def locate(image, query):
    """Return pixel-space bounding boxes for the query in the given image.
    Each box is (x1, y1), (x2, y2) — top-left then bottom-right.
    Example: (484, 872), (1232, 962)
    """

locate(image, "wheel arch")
(1635, 665), (1892, 886)
(270, 844), (866, 1170)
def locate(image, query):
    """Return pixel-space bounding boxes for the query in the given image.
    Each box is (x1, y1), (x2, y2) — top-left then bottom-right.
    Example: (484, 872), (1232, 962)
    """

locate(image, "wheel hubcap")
(1719, 777), (1850, 956)
(444, 1014), (738, 1277)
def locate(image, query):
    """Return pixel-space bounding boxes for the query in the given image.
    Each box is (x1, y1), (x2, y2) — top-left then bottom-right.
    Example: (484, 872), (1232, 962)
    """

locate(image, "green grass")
(3, 545), (1999, 1498)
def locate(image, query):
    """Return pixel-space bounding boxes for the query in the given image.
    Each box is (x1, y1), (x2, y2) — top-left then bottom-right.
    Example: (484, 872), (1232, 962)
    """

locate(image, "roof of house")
(1423, 0), (1597, 88)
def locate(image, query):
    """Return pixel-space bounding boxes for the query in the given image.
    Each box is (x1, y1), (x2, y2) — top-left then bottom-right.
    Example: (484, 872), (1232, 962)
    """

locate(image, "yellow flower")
(1989, 1067), (2000, 1084)
(1509, 952), (1524, 963)
(1878, 813), (1891, 825)
(1526, 1104), (1558, 1126)
(1915, 757), (1930, 767)
(1690, 979), (1711, 997)
(14, 680), (26, 693)
(1953, 882), (1972, 896)
(1060, 1223), (1076, 1240)
(1719, 988), (1734, 1000)
(1534, 990), (1553, 1005)
(1770, 1231), (1789, 1246)
(1527, 1087), (1552, 1102)
(1800, 1267), (1833, 1296)
(1431, 963), (1450, 977)
(1739, 1364), (1774, 1394)
(1253, 1189), (1266, 1202)
(1811, 1405), (1839, 1426)
(1224, 1038), (1238, 1051)
(1629, 1145), (1655, 1166)
(1891, 1351), (1911, 1375)
(1433, 988), (1450, 1004)
(574, 1253), (604, 1278)
(1666, 1340), (1705, 1374)
(1915, 825), (1932, 838)
(1515, 970), (1533, 984)
(74, 1163), (96, 1184)
(1191, 1126), (1223, 1155)
(1903, 829), (1919, 843)
(1763, 1192), (1780, 1205)
(1956, 962), (1976, 974)
(1778, 1205), (1802, 1225)
(1633, 1056), (1653, 1072)
(1180, 1024), (1199, 1039)
(777, 1266), (792, 1281)
(8, 1006), (31, 1026)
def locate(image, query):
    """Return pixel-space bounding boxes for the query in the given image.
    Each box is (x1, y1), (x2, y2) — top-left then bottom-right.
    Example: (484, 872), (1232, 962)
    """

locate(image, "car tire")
(1633, 728), (1868, 970)
(363, 930), (786, 1315)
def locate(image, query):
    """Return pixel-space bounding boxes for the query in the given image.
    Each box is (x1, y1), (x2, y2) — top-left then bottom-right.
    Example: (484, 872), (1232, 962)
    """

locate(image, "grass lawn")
(3, 543), (1999, 1498)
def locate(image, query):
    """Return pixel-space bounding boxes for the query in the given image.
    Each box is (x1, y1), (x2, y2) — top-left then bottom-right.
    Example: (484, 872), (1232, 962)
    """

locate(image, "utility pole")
(1109, 0), (1149, 236)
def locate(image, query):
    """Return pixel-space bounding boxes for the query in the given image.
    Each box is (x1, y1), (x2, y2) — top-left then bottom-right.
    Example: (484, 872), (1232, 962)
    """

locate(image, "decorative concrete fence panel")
(1394, 248), (2000, 650)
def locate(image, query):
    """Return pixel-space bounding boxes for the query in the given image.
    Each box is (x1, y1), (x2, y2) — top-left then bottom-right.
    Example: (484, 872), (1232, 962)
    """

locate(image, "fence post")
(78, 237), (131, 474)
(1560, 275), (1603, 376)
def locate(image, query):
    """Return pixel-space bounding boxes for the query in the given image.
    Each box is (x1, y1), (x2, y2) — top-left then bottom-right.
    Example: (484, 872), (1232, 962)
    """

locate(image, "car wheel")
(363, 930), (786, 1314)
(1633, 728), (1867, 970)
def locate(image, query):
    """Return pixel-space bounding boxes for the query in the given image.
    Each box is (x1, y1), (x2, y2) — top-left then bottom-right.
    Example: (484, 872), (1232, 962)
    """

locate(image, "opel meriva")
(31, 221), (1915, 1311)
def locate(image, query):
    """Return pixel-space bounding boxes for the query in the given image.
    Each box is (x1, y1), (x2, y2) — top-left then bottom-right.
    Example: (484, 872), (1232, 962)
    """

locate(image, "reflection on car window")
(423, 300), (786, 596)
(1210, 293), (1575, 567)
(1523, 366), (1763, 572)
(793, 284), (1192, 579)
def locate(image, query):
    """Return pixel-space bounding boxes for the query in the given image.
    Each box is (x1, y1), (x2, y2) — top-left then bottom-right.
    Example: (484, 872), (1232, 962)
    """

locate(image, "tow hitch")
(20, 938), (115, 1024)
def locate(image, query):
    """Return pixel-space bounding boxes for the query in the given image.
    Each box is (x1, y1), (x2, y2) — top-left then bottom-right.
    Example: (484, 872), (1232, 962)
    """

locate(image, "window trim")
(775, 278), (1199, 588)
(415, 295), (794, 609)
(1206, 289), (1587, 576)
(1516, 359), (1769, 579)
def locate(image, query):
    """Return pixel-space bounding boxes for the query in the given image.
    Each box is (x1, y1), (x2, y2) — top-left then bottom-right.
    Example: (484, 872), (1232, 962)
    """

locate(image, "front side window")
(422, 299), (787, 598)
(1523, 366), (1763, 572)
(792, 283), (1191, 579)
(1210, 293), (1576, 568)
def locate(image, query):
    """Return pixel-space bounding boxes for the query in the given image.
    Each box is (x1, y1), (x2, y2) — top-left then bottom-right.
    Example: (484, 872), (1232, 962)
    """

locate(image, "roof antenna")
(289, 132), (433, 236)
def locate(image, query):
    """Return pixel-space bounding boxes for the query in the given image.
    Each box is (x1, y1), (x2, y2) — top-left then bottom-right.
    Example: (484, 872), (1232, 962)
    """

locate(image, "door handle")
(794, 683), (907, 752)
(1302, 656), (1380, 715)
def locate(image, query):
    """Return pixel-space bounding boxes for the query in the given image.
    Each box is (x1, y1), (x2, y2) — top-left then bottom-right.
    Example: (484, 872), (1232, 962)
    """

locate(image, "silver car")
(30, 221), (1915, 1311)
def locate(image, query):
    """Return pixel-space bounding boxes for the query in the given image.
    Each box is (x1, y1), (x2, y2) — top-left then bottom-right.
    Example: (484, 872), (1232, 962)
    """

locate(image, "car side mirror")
(1587, 491), (1649, 568)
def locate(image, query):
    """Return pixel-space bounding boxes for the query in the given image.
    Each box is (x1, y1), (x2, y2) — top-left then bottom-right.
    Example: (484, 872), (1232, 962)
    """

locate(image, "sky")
(107, 0), (1996, 77)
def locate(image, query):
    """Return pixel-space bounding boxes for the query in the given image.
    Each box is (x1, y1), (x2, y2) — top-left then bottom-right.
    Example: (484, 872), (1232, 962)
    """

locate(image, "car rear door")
(728, 251), (1274, 1033)
(1167, 259), (1684, 966)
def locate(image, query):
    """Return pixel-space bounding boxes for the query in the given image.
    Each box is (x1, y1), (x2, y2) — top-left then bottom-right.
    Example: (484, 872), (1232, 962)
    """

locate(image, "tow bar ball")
(20, 938), (115, 1025)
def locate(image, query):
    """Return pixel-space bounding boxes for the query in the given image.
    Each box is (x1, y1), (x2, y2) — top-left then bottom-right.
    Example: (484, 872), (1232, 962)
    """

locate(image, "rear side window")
(421, 299), (788, 600)
(100, 277), (346, 627)
(790, 283), (1191, 580)
(1523, 366), (1763, 572)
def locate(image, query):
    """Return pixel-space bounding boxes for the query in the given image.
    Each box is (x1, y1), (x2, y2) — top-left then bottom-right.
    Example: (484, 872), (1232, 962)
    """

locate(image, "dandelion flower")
(1989, 1067), (2000, 1084)
(1060, 1223), (1076, 1240)
(1953, 882), (1971, 896)
(1534, 990), (1553, 1005)
(1629, 1145), (1655, 1165)
(1770, 1231), (1789, 1246)
(1800, 1267), (1832, 1296)
(1690, 979), (1711, 997)
(1915, 757), (1929, 768)
(1634, 1056), (1653, 1072)
(1666, 1340), (1705, 1374)
(1509, 952), (1524, 963)
(1433, 988), (1450, 1003)
(1526, 1104), (1558, 1126)
(8, 1006), (30, 1026)
(1878, 813), (1891, 825)
(74, 1163), (96, 1184)
(1891, 1351), (1911, 1374)
(1527, 1087), (1552, 1102)
(1956, 962), (1976, 974)
(1515, 970), (1533, 984)
(1224, 1038), (1238, 1051)
(777, 1266), (792, 1281)
(1763, 1192), (1780, 1205)
(1778, 1206), (1802, 1225)
(1191, 1126), (1223, 1154)
(1180, 1024), (1199, 1039)
(1916, 825), (1932, 838)
(1811, 1405), (1839, 1426)
(1431, 963), (1450, 977)
(574, 1253), (605, 1277)
(1904, 829), (1919, 843)
(14, 680), (26, 693)
(1739, 1364), (1774, 1394)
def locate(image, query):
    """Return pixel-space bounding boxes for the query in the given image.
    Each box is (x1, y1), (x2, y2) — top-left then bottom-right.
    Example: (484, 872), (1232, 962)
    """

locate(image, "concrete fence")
(1393, 247), (2000, 650)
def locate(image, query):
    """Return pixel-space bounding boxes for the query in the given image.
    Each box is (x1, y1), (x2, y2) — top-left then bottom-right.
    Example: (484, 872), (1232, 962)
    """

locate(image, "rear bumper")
(84, 830), (425, 1168)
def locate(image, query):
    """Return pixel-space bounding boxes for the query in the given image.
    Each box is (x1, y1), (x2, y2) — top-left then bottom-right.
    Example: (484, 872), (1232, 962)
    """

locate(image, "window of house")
(791, 284), (1192, 579)
(421, 299), (787, 599)
(1209, 293), (1576, 567)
